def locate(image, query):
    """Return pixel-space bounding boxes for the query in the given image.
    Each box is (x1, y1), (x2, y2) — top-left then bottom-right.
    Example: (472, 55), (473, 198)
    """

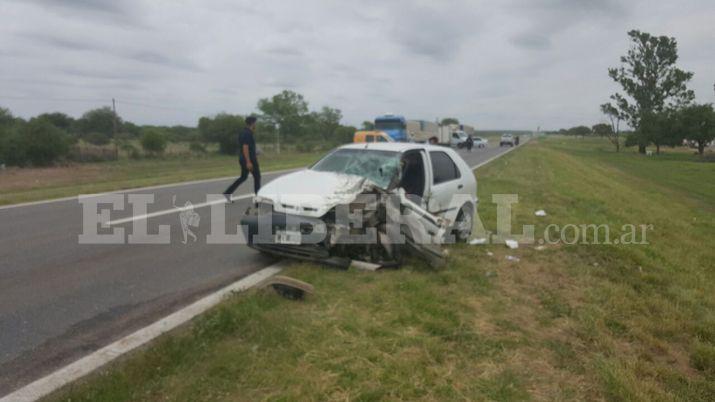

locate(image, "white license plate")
(275, 230), (302, 245)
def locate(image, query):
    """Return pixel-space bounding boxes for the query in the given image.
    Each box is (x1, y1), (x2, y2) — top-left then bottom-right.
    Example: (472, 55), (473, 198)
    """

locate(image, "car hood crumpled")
(257, 169), (375, 217)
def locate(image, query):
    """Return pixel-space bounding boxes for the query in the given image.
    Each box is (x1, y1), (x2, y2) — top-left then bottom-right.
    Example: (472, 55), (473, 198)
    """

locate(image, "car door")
(426, 150), (462, 216)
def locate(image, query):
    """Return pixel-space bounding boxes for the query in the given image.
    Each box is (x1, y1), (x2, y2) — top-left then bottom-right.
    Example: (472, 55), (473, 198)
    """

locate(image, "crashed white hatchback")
(241, 142), (477, 268)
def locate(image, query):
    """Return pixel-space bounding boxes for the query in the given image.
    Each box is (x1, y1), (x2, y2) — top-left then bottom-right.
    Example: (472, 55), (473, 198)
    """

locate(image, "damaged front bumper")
(240, 187), (451, 269)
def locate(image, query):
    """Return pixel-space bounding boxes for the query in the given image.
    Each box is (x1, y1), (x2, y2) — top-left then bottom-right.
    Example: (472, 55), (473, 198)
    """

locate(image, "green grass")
(49, 137), (714, 401)
(0, 150), (322, 206)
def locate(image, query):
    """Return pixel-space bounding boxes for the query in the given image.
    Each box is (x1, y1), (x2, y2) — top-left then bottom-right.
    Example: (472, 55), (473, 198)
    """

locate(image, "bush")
(120, 142), (141, 159)
(141, 130), (167, 156)
(83, 131), (111, 145)
(189, 141), (207, 154)
(0, 119), (70, 166)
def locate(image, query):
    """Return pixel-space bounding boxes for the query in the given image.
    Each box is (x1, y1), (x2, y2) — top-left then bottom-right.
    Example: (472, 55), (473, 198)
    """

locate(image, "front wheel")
(451, 206), (473, 243)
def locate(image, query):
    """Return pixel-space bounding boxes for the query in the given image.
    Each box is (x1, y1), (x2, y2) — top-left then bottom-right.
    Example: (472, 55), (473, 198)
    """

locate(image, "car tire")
(452, 205), (473, 243)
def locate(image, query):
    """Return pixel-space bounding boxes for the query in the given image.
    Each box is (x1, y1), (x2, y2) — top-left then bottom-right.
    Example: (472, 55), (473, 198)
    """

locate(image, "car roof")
(338, 142), (449, 153)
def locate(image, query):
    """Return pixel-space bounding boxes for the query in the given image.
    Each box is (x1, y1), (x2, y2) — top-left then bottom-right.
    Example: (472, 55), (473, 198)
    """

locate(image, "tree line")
(0, 90), (357, 167)
(198, 90), (356, 155)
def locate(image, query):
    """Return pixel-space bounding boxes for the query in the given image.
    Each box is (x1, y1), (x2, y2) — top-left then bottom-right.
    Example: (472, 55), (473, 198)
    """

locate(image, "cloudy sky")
(1, 0), (713, 130)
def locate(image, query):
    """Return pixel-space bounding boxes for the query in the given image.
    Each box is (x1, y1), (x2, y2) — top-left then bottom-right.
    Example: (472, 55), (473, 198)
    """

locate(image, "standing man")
(466, 134), (474, 152)
(224, 116), (260, 203)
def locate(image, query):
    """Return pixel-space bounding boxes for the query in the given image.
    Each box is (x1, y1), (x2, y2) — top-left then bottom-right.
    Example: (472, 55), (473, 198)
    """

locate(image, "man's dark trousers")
(224, 159), (261, 195)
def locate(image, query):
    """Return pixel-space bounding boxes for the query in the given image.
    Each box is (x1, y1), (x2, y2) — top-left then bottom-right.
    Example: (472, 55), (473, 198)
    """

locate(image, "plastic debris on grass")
(535, 209), (547, 216)
(469, 237), (488, 245)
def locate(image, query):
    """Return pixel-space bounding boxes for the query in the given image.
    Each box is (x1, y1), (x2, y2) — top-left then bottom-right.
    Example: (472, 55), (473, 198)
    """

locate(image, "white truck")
(406, 120), (475, 148)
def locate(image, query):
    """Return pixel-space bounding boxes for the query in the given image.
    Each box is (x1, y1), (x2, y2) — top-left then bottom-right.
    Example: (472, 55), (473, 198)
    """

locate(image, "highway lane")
(0, 141), (517, 394)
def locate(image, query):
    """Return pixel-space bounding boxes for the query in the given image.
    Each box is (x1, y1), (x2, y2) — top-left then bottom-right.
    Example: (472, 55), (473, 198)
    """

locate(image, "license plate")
(275, 230), (301, 245)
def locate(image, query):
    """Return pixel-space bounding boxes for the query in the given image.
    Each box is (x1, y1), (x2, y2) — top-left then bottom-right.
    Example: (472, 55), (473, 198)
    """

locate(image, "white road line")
(105, 193), (254, 226)
(0, 167), (302, 211)
(470, 140), (527, 170)
(0, 263), (285, 402)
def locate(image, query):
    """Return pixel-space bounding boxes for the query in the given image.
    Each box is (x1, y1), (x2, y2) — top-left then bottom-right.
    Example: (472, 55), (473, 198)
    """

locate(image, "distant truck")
(459, 124), (475, 136)
(406, 120), (439, 143)
(405, 120), (472, 147)
(374, 114), (409, 142)
(382, 116), (477, 147)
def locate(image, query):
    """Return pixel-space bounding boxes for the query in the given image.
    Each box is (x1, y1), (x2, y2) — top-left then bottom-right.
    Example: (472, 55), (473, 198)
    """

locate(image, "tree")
(361, 121), (375, 130)
(311, 106), (342, 142)
(141, 129), (168, 156)
(122, 121), (142, 137)
(441, 117), (459, 126)
(604, 30), (694, 153)
(37, 112), (75, 131)
(0, 107), (16, 128)
(76, 107), (121, 144)
(198, 113), (244, 154)
(678, 104), (715, 156)
(599, 103), (624, 151)
(638, 109), (681, 154)
(592, 123), (613, 137)
(567, 126), (591, 137)
(257, 90), (309, 144)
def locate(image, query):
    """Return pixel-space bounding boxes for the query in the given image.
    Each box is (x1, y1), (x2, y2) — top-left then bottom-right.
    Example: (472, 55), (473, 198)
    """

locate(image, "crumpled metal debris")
(242, 182), (451, 269)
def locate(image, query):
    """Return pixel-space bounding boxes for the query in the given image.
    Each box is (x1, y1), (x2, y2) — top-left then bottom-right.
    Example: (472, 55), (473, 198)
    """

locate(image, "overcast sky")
(1, 0), (713, 130)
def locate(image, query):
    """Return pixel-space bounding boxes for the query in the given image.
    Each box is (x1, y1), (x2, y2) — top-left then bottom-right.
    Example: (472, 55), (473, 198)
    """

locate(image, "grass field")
(0, 150), (322, 206)
(50, 138), (714, 401)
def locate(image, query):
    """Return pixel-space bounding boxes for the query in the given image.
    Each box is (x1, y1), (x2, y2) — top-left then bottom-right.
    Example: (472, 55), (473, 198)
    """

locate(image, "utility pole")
(276, 122), (281, 154)
(112, 98), (119, 160)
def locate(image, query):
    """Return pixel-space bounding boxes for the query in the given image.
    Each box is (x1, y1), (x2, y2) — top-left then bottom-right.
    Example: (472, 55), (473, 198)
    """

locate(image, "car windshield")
(311, 148), (401, 189)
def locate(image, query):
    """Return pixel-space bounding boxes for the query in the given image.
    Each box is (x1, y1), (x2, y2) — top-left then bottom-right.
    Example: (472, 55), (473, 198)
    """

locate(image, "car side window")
(376, 135), (388, 142)
(366, 135), (374, 142)
(430, 151), (461, 184)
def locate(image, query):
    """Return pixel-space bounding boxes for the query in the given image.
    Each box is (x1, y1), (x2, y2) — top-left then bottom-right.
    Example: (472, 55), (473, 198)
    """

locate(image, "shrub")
(141, 130), (168, 156)
(120, 142), (141, 159)
(0, 119), (71, 166)
(83, 131), (111, 145)
(189, 141), (207, 154)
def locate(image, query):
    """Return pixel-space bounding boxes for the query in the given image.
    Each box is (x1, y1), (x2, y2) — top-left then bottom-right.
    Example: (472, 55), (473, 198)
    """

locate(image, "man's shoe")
(224, 194), (233, 203)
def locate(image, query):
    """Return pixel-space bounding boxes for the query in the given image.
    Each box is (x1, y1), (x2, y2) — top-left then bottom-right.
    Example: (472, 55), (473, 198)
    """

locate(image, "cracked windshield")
(311, 148), (400, 189)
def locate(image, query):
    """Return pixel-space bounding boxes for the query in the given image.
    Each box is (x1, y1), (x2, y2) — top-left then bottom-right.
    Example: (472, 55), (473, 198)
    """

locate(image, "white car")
(500, 134), (515, 147)
(473, 137), (488, 148)
(242, 142), (477, 267)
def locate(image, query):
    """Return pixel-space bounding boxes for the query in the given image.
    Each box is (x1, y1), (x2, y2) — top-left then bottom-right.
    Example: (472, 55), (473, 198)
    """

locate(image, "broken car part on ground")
(240, 143), (478, 269)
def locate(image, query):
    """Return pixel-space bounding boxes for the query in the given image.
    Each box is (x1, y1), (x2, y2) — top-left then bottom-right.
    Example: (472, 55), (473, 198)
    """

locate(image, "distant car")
(500, 134), (515, 147)
(473, 137), (488, 148)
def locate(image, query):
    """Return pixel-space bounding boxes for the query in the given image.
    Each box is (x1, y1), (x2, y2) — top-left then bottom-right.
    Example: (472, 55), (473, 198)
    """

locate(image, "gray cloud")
(1, 0), (714, 130)
(388, 2), (479, 61)
(510, 33), (551, 50)
(17, 0), (139, 26)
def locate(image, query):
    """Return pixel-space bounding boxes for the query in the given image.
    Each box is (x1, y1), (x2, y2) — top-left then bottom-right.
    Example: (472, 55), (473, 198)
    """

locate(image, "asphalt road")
(0, 142), (517, 395)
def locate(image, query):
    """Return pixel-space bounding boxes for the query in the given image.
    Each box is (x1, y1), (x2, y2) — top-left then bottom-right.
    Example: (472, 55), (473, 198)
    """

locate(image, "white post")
(276, 122), (281, 154)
